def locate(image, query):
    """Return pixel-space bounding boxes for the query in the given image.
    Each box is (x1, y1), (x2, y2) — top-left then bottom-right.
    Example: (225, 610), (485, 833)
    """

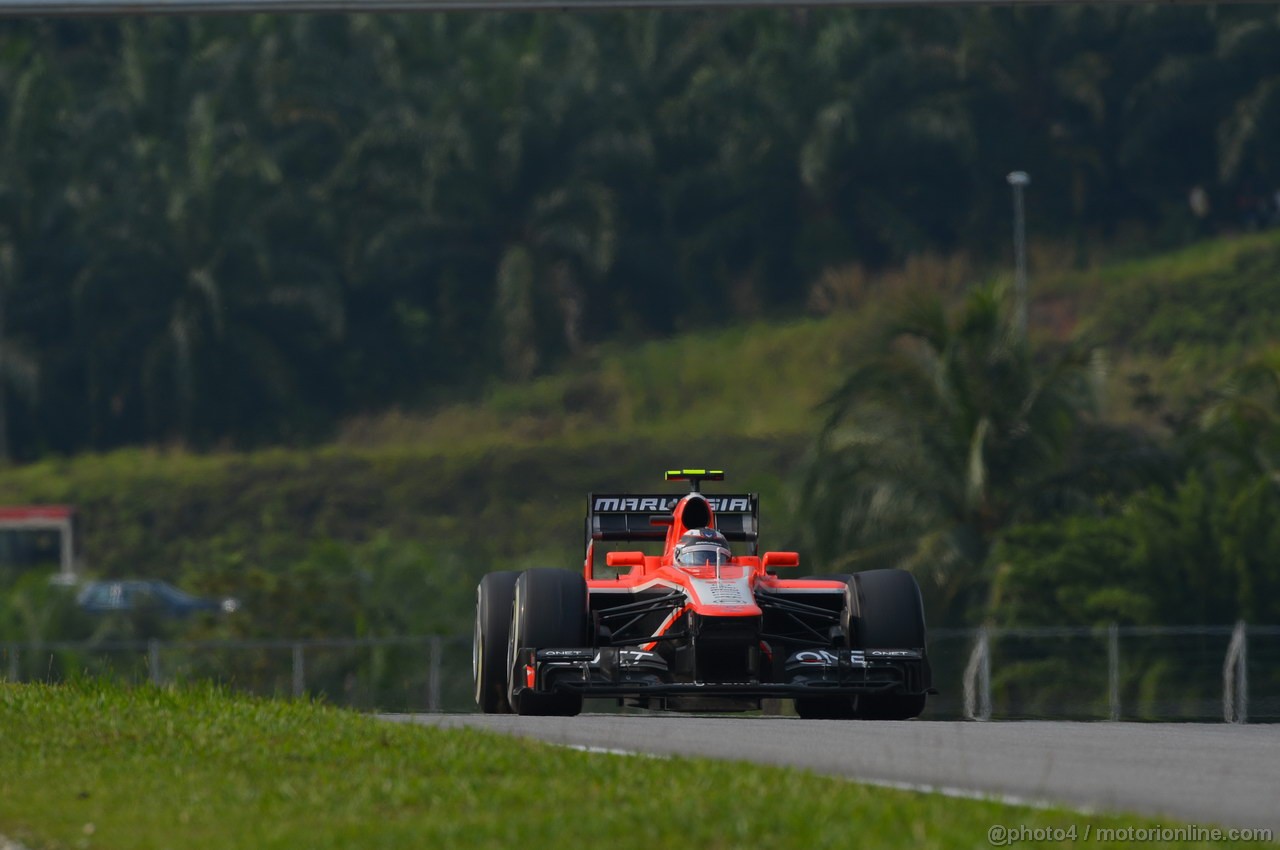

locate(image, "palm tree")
(0, 245), (40, 464)
(327, 14), (627, 381)
(69, 18), (342, 446)
(1210, 8), (1280, 188)
(0, 36), (63, 462)
(463, 15), (622, 370)
(795, 284), (1104, 624)
(795, 10), (975, 262)
(1192, 349), (1280, 481)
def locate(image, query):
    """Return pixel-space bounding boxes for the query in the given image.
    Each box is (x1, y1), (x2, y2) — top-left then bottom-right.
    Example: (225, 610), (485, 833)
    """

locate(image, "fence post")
(1239, 623), (1249, 724)
(428, 636), (442, 713)
(148, 639), (162, 686)
(1223, 621), (1248, 724)
(1108, 622), (1120, 721)
(963, 626), (992, 721)
(292, 643), (306, 699)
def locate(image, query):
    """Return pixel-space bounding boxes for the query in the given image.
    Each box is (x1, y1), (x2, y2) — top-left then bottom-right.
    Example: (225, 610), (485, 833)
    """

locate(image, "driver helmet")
(674, 527), (731, 567)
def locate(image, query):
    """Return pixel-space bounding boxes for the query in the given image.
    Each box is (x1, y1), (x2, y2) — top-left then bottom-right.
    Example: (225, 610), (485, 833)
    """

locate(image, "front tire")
(507, 569), (589, 717)
(853, 568), (927, 651)
(794, 697), (857, 719)
(852, 568), (929, 720)
(474, 571), (520, 713)
(856, 692), (928, 720)
(793, 570), (929, 720)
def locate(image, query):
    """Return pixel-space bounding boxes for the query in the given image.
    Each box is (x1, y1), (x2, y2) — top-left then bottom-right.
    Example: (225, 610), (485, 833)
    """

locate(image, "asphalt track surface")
(386, 714), (1280, 830)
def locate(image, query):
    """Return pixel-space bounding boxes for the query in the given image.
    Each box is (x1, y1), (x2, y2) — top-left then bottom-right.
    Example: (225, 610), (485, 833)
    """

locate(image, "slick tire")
(474, 571), (520, 714)
(853, 568), (927, 651)
(796, 571), (929, 720)
(855, 692), (928, 720)
(507, 568), (589, 717)
(794, 697), (857, 719)
(852, 568), (929, 720)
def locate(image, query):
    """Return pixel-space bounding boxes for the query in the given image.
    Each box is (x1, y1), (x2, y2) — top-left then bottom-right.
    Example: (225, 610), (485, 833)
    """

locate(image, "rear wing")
(586, 493), (759, 554)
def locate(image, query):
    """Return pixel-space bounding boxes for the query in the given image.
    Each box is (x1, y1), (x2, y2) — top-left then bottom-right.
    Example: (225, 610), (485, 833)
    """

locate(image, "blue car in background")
(76, 580), (239, 617)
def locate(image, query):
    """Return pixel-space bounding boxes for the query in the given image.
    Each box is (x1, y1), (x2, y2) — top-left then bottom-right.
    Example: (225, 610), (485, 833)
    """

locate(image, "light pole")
(1007, 170), (1030, 338)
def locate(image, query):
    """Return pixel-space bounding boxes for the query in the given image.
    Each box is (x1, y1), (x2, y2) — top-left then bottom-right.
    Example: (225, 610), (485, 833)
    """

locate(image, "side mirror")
(761, 551), (799, 569)
(606, 551), (646, 568)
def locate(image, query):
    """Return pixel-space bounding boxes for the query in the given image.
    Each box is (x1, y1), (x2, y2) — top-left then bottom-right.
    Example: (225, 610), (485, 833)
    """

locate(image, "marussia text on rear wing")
(586, 492), (759, 551)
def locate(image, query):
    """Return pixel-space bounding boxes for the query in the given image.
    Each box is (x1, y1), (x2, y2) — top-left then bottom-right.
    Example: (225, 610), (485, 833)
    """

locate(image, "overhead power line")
(0, 0), (1263, 16)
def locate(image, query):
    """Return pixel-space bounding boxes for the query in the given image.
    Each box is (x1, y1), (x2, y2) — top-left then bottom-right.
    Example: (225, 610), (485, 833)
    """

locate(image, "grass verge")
(0, 682), (1261, 850)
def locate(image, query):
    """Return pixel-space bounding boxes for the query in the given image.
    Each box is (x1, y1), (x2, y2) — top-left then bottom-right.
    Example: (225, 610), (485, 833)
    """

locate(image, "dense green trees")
(1, 8), (1279, 459)
(802, 283), (1280, 628)
(1, 8), (1277, 640)
(989, 470), (1280, 627)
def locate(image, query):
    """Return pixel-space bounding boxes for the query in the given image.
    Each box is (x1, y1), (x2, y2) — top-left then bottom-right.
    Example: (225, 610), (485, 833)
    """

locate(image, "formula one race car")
(473, 470), (931, 718)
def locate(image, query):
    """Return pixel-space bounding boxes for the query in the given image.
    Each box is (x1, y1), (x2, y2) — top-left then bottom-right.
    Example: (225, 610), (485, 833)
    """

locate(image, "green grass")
(0, 682), (1257, 850)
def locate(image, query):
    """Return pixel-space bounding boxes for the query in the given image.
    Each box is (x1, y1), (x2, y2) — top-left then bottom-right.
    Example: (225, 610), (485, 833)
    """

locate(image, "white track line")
(556, 741), (1092, 814)
(855, 776), (1089, 813)
(561, 743), (669, 758)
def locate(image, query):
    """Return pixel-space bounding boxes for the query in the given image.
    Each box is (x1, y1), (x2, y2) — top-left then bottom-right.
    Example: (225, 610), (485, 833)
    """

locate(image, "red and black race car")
(473, 470), (931, 719)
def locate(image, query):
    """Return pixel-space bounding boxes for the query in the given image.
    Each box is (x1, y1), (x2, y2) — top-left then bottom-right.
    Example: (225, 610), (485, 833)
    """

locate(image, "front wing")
(510, 645), (931, 701)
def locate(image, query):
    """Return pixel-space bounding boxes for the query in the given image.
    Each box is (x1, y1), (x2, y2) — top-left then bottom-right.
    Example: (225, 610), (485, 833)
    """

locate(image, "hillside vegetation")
(3, 229), (1280, 642)
(1042, 230), (1280, 426)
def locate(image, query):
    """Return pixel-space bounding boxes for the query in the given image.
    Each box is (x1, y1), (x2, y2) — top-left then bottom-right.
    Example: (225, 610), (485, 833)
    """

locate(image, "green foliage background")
(3, 7), (1280, 457)
(5, 8), (1280, 652)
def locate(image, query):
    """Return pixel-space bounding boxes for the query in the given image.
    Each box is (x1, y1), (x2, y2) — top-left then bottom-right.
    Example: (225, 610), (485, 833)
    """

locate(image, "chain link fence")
(0, 636), (477, 713)
(939, 623), (1279, 722)
(3, 624), (1277, 721)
